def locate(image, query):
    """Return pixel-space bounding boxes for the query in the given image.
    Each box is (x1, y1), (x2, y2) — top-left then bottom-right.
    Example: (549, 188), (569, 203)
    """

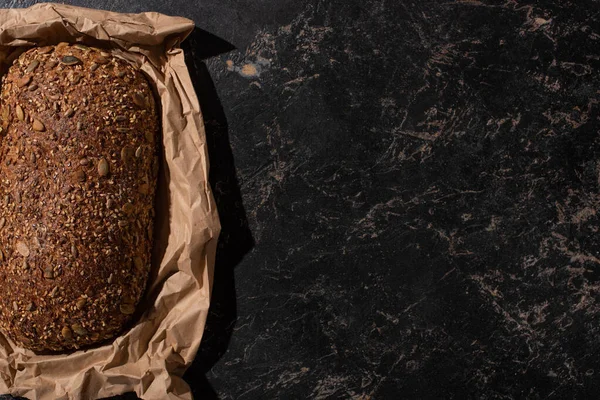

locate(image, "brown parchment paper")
(0, 3), (220, 399)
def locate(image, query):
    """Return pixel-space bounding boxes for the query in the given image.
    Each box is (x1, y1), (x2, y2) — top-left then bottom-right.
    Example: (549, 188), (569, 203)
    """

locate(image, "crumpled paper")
(0, 3), (220, 399)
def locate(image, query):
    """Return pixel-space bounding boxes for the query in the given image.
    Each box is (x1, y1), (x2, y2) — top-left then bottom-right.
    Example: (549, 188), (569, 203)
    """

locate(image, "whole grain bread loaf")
(0, 43), (158, 351)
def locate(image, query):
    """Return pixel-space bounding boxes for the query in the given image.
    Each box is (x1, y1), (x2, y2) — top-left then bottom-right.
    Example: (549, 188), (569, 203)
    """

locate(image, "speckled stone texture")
(2, 0), (600, 399)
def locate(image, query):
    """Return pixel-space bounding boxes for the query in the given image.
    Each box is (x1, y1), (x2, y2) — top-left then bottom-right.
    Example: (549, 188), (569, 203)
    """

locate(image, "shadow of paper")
(181, 27), (254, 400)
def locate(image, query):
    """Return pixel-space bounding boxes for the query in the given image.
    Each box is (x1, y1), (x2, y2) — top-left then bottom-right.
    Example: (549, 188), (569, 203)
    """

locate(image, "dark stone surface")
(2, 0), (600, 398)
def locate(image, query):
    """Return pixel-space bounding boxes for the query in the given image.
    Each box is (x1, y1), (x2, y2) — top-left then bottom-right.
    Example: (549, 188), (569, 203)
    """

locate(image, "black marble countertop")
(2, 0), (600, 398)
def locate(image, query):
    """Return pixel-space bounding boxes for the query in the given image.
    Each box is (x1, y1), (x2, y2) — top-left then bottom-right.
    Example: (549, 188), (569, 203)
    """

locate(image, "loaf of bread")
(0, 43), (158, 351)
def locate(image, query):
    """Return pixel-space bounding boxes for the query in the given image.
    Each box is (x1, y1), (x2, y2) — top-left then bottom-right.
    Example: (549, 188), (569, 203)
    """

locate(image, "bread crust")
(0, 43), (158, 351)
